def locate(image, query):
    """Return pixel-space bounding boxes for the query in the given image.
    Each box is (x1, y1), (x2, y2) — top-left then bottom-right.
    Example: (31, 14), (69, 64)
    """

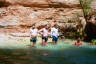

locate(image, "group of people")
(30, 24), (82, 47)
(30, 24), (59, 47)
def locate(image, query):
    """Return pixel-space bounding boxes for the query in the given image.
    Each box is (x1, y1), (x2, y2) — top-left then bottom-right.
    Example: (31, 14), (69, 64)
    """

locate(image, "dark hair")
(54, 24), (58, 28)
(45, 24), (48, 27)
(32, 23), (36, 26)
(31, 26), (35, 29)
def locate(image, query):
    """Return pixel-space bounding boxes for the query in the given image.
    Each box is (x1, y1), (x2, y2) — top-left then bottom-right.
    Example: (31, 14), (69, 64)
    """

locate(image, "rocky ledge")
(0, 0), (80, 8)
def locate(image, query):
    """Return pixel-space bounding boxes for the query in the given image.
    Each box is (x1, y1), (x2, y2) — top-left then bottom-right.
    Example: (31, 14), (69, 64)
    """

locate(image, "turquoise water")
(0, 38), (96, 64)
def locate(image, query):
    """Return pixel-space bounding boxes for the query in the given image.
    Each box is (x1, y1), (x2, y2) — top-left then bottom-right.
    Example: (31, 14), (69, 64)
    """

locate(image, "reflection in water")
(0, 46), (96, 64)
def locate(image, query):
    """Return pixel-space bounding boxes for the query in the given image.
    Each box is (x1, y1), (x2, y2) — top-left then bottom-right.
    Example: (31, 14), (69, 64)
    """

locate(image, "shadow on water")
(0, 46), (96, 64)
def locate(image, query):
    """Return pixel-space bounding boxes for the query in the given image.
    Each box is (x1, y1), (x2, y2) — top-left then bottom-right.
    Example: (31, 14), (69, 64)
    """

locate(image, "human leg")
(42, 36), (48, 46)
(30, 37), (37, 47)
(52, 36), (58, 44)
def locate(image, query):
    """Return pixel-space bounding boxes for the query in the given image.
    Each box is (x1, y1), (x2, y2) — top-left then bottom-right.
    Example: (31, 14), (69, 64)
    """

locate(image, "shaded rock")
(82, 0), (96, 41)
(50, 0), (80, 8)
(0, 0), (80, 8)
(0, 0), (11, 7)
(84, 15), (96, 41)
(85, 22), (96, 41)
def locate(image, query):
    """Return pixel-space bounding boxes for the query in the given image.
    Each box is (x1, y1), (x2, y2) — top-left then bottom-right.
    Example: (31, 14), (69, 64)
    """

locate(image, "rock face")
(0, 0), (86, 38)
(0, 5), (85, 33)
(0, 0), (80, 8)
(90, 0), (96, 9)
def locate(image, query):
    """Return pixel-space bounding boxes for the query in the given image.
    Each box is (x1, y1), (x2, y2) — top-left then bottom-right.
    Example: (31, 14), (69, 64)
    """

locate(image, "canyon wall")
(0, 0), (86, 38)
(0, 0), (80, 8)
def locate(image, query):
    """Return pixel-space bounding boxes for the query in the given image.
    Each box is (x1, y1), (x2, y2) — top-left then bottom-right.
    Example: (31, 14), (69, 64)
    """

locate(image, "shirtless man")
(39, 25), (49, 46)
(30, 25), (38, 47)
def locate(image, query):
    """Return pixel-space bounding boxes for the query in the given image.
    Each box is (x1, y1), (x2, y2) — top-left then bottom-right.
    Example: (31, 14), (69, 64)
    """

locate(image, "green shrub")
(91, 39), (96, 44)
(80, 0), (92, 17)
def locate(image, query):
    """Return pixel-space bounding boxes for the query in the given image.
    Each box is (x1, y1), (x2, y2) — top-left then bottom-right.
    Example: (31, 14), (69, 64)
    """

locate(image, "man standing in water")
(30, 25), (38, 47)
(39, 24), (49, 46)
(73, 37), (82, 46)
(51, 24), (59, 44)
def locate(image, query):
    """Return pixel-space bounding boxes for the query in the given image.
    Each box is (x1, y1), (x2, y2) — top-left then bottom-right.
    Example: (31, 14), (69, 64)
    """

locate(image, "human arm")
(30, 29), (32, 38)
(38, 28), (43, 36)
(50, 28), (53, 37)
(72, 42), (76, 45)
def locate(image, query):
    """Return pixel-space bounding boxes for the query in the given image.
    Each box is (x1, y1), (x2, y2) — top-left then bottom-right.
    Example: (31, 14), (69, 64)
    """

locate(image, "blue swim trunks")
(52, 36), (58, 42)
(30, 37), (37, 43)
